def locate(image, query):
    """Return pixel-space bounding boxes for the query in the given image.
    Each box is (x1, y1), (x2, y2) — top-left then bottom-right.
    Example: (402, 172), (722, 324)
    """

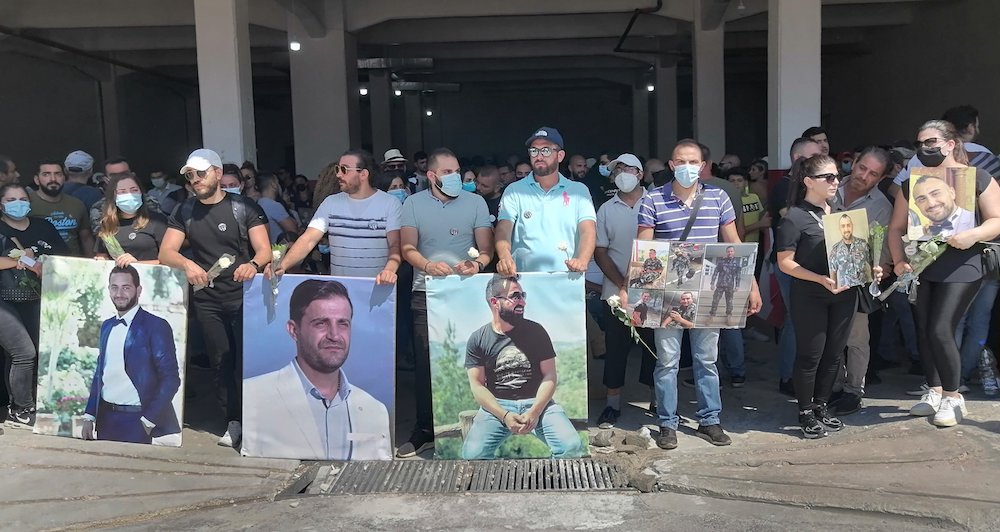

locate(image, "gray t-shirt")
(400, 190), (491, 291)
(258, 197), (291, 244)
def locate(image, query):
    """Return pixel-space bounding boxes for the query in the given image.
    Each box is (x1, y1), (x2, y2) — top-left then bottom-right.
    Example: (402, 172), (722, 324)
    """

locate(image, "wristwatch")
(249, 259), (264, 272)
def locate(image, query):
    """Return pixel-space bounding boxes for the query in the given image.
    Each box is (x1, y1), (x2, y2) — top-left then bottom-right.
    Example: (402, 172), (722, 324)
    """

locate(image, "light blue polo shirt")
(400, 189), (492, 291)
(498, 172), (597, 272)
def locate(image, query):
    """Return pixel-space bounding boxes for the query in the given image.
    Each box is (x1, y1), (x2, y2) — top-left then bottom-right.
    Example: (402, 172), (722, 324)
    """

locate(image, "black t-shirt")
(634, 302), (649, 323)
(167, 196), (267, 298)
(901, 167), (992, 283)
(776, 201), (829, 276)
(465, 319), (556, 400)
(0, 217), (69, 258)
(484, 195), (501, 227)
(96, 212), (168, 261)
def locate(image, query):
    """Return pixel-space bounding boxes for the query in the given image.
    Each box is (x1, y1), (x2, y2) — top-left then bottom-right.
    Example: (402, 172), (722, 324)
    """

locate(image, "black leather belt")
(101, 400), (143, 413)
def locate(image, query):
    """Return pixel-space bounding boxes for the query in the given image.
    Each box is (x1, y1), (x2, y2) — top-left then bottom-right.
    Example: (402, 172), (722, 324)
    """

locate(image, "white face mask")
(614, 171), (640, 193)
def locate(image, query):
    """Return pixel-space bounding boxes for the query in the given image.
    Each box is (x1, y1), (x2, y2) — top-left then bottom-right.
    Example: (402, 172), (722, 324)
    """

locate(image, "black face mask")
(916, 147), (946, 167)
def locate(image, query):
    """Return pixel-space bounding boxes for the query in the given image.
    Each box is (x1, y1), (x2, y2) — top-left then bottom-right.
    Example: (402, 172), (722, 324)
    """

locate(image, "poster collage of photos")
(625, 240), (758, 329)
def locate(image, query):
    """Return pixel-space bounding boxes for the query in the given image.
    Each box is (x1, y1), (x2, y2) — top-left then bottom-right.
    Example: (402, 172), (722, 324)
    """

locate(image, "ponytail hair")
(787, 154), (836, 207)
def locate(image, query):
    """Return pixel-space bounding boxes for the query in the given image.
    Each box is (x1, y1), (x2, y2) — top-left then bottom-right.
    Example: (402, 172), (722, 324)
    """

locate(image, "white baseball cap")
(64, 150), (94, 173)
(179, 148), (223, 174)
(608, 153), (643, 173)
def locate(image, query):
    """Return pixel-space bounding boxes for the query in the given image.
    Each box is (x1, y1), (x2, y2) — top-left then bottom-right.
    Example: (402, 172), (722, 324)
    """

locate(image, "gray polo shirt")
(400, 189), (492, 291)
(596, 192), (648, 300)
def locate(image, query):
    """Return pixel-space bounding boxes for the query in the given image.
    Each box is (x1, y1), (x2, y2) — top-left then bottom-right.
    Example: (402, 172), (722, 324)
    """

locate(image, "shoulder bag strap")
(678, 191), (705, 242)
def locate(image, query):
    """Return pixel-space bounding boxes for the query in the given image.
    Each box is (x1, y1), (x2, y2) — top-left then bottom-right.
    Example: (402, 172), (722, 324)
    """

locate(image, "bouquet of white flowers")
(606, 294), (655, 357)
(877, 236), (948, 302)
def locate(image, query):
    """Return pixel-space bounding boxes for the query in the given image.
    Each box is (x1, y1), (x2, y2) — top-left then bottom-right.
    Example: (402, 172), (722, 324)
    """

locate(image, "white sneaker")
(932, 395), (967, 427)
(217, 421), (242, 448)
(909, 389), (942, 416)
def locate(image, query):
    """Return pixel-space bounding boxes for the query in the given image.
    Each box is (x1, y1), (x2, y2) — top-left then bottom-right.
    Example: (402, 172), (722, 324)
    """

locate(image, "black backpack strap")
(179, 197), (196, 233)
(230, 195), (249, 253)
(678, 191), (705, 242)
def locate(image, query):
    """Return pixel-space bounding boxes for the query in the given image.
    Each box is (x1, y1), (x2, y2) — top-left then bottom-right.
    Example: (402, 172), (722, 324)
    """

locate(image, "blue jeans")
(776, 268), (796, 380)
(878, 290), (919, 363)
(719, 328), (745, 378)
(461, 399), (584, 459)
(653, 327), (722, 430)
(956, 278), (1000, 381)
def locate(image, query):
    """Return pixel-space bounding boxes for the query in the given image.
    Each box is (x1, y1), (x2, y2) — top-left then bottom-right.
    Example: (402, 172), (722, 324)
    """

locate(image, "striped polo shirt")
(637, 183), (735, 243)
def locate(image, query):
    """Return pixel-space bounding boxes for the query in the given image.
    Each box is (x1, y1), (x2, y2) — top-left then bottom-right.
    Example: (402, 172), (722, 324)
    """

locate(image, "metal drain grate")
(302, 459), (630, 495)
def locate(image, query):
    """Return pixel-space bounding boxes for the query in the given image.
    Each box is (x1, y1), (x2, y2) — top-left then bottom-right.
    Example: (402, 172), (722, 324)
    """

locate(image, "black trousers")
(602, 304), (655, 389)
(791, 280), (857, 411)
(96, 400), (152, 444)
(912, 279), (981, 392)
(411, 291), (434, 433)
(0, 299), (40, 412)
(192, 293), (243, 423)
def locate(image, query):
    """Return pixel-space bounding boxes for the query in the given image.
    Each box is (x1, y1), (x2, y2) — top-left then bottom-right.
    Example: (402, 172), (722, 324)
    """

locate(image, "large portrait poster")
(241, 274), (395, 461)
(426, 272), (589, 460)
(35, 257), (188, 447)
(823, 208), (872, 289)
(907, 166), (976, 241)
(626, 240), (758, 329)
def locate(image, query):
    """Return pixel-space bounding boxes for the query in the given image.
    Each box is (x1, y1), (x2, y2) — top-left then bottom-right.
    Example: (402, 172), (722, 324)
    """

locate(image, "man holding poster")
(461, 274), (584, 459)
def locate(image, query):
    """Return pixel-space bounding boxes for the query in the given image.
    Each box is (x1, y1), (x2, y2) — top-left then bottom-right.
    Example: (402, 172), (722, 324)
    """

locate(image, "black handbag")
(0, 234), (40, 302)
(982, 242), (1000, 280)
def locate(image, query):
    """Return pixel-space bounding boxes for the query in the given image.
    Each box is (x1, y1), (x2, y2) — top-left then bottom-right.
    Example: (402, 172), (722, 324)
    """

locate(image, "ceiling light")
(359, 87), (369, 96)
(425, 109), (433, 117)
(394, 89), (402, 96)
(646, 84), (655, 92)
(289, 40), (301, 51)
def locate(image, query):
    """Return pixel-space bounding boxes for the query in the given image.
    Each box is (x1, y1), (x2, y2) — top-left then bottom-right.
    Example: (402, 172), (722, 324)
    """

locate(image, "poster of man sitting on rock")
(426, 272), (589, 460)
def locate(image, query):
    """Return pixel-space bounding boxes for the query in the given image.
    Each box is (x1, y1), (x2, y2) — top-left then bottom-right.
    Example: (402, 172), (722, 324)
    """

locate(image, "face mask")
(3, 199), (30, 220)
(598, 164), (611, 177)
(840, 162), (852, 173)
(151, 177), (166, 189)
(462, 181), (477, 193)
(115, 193), (143, 214)
(437, 172), (463, 197)
(673, 164), (701, 188)
(614, 172), (640, 193)
(388, 189), (408, 203)
(223, 187), (241, 195)
(317, 244), (330, 254)
(916, 147), (946, 167)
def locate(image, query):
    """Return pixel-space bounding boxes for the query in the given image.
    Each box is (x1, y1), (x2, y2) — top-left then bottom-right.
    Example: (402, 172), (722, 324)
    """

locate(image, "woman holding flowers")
(776, 155), (856, 439)
(95, 173), (167, 266)
(889, 119), (1000, 427)
(0, 183), (68, 428)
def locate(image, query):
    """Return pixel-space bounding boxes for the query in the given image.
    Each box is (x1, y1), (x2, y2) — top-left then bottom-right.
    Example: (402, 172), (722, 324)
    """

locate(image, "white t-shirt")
(308, 191), (402, 277)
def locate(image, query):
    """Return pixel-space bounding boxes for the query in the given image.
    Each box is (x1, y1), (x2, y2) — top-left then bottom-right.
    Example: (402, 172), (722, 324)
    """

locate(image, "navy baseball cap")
(525, 126), (564, 148)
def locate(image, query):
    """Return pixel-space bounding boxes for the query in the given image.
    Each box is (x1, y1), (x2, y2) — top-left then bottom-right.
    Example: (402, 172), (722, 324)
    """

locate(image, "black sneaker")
(6, 407), (35, 430)
(731, 376), (746, 388)
(656, 425), (678, 449)
(596, 406), (620, 429)
(779, 379), (796, 397)
(812, 403), (844, 431)
(396, 429), (434, 458)
(681, 377), (695, 388)
(799, 410), (828, 439)
(830, 392), (862, 416)
(696, 424), (732, 446)
(647, 398), (657, 417)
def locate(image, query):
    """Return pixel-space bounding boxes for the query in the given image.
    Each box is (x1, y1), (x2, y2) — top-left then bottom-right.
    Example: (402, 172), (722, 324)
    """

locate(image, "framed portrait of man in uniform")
(822, 208), (872, 289)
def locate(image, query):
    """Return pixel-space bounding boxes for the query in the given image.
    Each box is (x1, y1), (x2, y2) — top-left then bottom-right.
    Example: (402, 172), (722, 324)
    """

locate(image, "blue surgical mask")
(3, 199), (30, 220)
(150, 177), (166, 190)
(673, 164), (701, 188)
(462, 181), (477, 192)
(388, 189), (408, 203)
(223, 187), (241, 195)
(318, 244), (330, 254)
(598, 164), (611, 177)
(437, 172), (463, 197)
(115, 193), (143, 214)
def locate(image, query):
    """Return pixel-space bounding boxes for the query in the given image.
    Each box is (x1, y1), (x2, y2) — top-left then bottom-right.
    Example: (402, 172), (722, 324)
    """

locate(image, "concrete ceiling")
(0, 0), (934, 88)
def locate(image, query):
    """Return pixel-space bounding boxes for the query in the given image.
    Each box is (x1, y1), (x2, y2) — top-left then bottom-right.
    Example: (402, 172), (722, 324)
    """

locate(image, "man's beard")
(113, 294), (139, 312)
(40, 182), (63, 197)
(532, 160), (558, 177)
(498, 305), (525, 323)
(194, 181), (220, 200)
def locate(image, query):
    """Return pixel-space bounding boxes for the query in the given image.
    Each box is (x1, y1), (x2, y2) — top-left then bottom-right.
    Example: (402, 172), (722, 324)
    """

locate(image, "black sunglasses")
(184, 169), (210, 182)
(807, 173), (839, 183)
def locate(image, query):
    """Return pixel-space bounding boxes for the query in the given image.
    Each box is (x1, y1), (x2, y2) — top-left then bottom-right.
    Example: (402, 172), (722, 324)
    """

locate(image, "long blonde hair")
(98, 174), (150, 239)
(312, 161), (342, 206)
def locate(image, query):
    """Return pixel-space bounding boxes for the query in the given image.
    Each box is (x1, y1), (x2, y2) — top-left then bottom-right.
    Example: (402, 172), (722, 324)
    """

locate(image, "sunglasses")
(915, 137), (943, 149)
(184, 169), (210, 182)
(496, 291), (527, 301)
(808, 173), (839, 183)
(335, 165), (363, 175)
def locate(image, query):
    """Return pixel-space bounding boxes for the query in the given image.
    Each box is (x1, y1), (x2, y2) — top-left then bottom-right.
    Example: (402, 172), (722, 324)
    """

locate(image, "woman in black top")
(776, 155), (858, 439)
(94, 174), (168, 266)
(0, 183), (68, 428)
(889, 119), (1000, 427)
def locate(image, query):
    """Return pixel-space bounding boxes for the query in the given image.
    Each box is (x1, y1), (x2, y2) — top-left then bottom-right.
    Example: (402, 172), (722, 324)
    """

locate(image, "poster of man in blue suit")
(81, 265), (181, 444)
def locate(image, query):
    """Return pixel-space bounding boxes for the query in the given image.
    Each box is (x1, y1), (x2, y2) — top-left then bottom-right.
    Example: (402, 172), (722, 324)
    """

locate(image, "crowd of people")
(1, 103), (999, 451)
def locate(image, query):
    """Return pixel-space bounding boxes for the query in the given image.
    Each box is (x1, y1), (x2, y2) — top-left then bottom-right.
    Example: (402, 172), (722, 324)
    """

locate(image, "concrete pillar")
(368, 68), (393, 158)
(193, 0), (256, 164)
(289, 0), (361, 178)
(98, 64), (122, 158)
(768, 0), (821, 169)
(655, 59), (678, 159)
(692, 1), (726, 159)
(403, 91), (424, 157)
(632, 76), (651, 158)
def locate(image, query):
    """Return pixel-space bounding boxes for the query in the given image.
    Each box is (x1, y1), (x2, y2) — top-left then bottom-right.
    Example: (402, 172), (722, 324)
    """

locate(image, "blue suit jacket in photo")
(84, 307), (182, 437)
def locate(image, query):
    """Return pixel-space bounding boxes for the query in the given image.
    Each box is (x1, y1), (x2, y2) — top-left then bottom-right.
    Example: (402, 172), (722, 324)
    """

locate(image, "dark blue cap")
(524, 126), (564, 148)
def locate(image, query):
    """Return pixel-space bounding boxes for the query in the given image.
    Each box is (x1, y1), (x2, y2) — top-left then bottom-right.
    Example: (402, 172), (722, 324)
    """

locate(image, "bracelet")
(502, 411), (510, 423)
(424, 259), (432, 272)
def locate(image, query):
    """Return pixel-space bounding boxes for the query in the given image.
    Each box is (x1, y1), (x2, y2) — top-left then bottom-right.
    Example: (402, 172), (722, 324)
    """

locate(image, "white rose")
(467, 247), (480, 259)
(217, 257), (233, 269)
(557, 242), (569, 252)
(607, 295), (621, 309)
(272, 250), (282, 261)
(7, 249), (23, 259)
